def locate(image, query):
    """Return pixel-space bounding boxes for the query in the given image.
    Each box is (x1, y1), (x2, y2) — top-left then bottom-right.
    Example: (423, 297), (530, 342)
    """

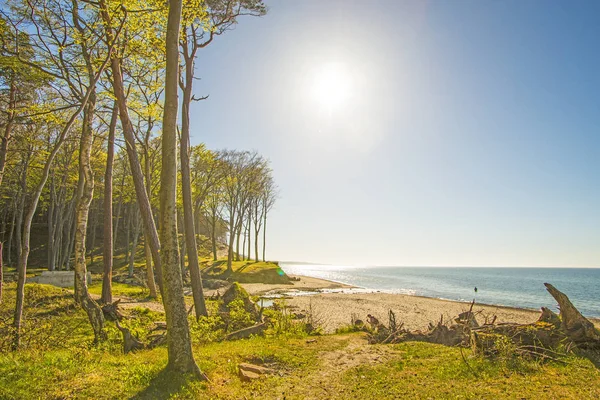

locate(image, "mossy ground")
(1, 283), (599, 399)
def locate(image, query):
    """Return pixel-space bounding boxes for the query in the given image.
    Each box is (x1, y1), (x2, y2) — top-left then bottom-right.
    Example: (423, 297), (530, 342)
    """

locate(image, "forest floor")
(1, 283), (600, 399)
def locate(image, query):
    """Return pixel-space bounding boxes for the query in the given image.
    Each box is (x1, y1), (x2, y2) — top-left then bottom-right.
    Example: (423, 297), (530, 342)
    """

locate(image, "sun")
(311, 62), (353, 110)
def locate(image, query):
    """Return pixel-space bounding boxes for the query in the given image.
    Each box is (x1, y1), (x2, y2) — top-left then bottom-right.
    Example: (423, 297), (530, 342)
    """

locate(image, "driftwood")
(370, 283), (600, 363)
(544, 283), (600, 349)
(225, 322), (267, 341)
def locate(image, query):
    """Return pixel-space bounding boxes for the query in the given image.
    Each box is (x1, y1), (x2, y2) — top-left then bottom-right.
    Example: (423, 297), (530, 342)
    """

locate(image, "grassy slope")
(200, 259), (290, 284)
(1, 283), (599, 399)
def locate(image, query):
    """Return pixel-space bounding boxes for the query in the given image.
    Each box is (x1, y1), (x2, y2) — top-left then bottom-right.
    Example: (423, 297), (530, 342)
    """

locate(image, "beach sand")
(245, 275), (599, 333)
(217, 275), (355, 297)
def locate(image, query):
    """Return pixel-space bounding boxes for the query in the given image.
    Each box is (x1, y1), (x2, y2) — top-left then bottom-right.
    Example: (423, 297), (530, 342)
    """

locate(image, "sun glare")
(311, 62), (353, 110)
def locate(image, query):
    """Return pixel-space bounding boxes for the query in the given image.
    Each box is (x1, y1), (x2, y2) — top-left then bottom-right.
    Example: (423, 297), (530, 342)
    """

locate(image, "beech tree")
(160, 0), (202, 377)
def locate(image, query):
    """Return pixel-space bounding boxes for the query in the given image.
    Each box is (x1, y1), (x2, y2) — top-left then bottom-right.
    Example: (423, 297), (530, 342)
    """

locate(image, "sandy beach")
(245, 274), (599, 333)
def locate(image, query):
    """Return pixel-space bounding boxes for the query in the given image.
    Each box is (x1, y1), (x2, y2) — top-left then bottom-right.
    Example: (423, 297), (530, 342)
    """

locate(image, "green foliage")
(227, 298), (254, 331)
(189, 315), (225, 343)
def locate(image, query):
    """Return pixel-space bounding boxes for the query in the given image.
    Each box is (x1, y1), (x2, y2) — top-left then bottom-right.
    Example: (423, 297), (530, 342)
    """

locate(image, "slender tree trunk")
(88, 203), (98, 265)
(7, 199), (16, 266)
(129, 207), (141, 278)
(235, 222), (241, 262)
(15, 157), (29, 261)
(101, 102), (117, 303)
(227, 215), (235, 273)
(254, 223), (259, 263)
(262, 206), (267, 262)
(48, 175), (56, 270)
(125, 205), (131, 263)
(246, 221), (251, 262)
(211, 225), (218, 261)
(160, 0), (202, 375)
(72, 92), (105, 343)
(0, 242), (3, 303)
(180, 59), (208, 318)
(144, 241), (157, 298)
(0, 79), (16, 188)
(143, 133), (157, 298)
(242, 220), (247, 261)
(65, 207), (77, 271)
(113, 174), (125, 250)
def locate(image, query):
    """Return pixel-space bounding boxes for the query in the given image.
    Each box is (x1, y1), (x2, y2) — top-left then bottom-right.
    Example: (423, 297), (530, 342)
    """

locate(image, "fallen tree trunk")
(225, 322), (267, 341)
(544, 283), (600, 349)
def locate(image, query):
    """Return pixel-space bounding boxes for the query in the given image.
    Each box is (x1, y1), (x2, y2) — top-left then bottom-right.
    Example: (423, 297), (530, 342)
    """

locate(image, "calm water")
(280, 263), (600, 318)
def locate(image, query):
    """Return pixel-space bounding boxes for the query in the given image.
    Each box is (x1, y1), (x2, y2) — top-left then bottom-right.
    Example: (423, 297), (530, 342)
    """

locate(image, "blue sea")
(279, 263), (600, 318)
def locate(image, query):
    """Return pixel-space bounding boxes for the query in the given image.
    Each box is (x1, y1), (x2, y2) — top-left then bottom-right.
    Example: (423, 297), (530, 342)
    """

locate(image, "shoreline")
(244, 274), (599, 332)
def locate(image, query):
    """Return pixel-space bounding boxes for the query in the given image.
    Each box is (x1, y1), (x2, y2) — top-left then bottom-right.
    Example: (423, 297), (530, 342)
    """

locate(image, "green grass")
(201, 260), (290, 284)
(88, 281), (152, 300)
(1, 283), (599, 399)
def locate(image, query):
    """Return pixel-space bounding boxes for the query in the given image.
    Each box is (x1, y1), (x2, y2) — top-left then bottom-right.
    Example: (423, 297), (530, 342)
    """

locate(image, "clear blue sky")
(188, 0), (600, 267)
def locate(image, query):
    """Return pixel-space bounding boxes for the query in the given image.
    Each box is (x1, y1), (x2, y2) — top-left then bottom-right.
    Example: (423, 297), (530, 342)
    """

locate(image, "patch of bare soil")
(319, 334), (395, 374)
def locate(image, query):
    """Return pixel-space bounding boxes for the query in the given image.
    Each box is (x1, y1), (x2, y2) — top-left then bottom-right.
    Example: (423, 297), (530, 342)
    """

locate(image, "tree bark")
(73, 95), (106, 343)
(15, 156), (29, 261)
(48, 174), (56, 270)
(0, 78), (16, 188)
(0, 242), (3, 303)
(160, 0), (202, 376)
(129, 207), (141, 278)
(180, 50), (208, 318)
(262, 204), (267, 262)
(101, 102), (117, 304)
(142, 132), (157, 299)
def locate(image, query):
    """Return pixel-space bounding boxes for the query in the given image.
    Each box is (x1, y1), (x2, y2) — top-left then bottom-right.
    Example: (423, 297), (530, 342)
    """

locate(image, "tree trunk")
(88, 202), (99, 265)
(0, 242), (3, 303)
(254, 222), (259, 263)
(64, 202), (78, 271)
(101, 103), (117, 304)
(6, 198), (16, 266)
(180, 60), (208, 317)
(142, 131), (157, 299)
(15, 157), (28, 261)
(144, 241), (157, 298)
(73, 93), (106, 343)
(99, 0), (163, 293)
(211, 215), (218, 261)
(235, 226), (241, 262)
(129, 208), (141, 278)
(227, 215), (235, 273)
(159, 0), (202, 376)
(242, 220), (247, 260)
(125, 205), (131, 263)
(48, 175), (56, 271)
(113, 174), (125, 250)
(0, 78), (16, 188)
(246, 221), (251, 262)
(262, 205), (267, 262)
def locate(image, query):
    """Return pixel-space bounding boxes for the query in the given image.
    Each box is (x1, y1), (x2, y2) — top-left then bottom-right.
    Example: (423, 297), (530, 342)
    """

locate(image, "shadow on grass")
(129, 368), (200, 400)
